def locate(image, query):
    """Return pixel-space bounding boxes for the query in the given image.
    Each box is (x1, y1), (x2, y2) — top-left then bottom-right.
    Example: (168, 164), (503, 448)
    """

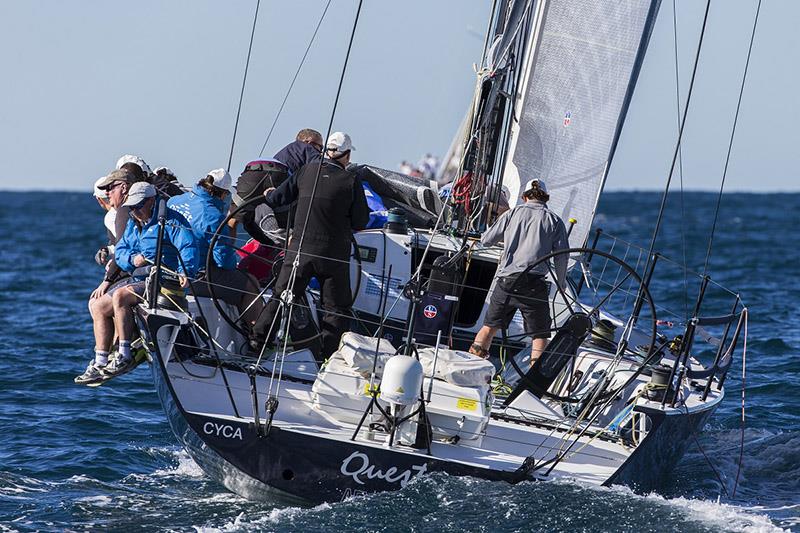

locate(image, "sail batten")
(503, 0), (661, 248)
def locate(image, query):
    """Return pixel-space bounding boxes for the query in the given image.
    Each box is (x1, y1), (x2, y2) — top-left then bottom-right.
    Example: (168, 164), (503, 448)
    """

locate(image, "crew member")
(76, 182), (198, 384)
(89, 169), (136, 300)
(469, 179), (568, 366)
(92, 176), (118, 268)
(168, 169), (263, 326)
(152, 166), (187, 197)
(273, 128), (324, 174)
(250, 131), (370, 358)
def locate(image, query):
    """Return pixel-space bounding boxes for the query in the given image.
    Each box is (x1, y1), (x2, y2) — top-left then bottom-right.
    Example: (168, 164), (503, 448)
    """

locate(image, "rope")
(691, 430), (730, 498)
(701, 0), (762, 279)
(258, 0), (333, 157)
(645, 0), (711, 262)
(227, 0), (261, 172)
(732, 307), (748, 497)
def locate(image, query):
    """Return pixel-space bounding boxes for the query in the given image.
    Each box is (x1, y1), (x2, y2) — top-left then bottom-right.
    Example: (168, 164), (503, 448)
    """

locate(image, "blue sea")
(1, 191), (797, 532)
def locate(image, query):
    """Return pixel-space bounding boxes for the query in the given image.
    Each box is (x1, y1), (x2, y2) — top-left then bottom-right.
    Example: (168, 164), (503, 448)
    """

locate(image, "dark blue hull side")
(142, 312), (721, 504)
(143, 313), (510, 504)
(607, 402), (720, 490)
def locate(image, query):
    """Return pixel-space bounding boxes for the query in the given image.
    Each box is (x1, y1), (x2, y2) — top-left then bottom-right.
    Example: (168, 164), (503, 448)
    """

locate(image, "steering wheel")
(501, 247), (657, 403)
(205, 195), (362, 341)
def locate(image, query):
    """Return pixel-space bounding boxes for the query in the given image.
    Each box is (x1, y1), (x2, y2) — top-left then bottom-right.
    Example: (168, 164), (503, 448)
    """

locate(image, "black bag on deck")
(414, 255), (463, 345)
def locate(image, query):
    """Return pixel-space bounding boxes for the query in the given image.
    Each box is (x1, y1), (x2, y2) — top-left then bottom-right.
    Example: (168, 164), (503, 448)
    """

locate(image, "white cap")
(207, 168), (232, 191)
(523, 178), (548, 195)
(153, 166), (176, 178)
(116, 154), (152, 176)
(326, 132), (355, 154)
(93, 177), (109, 199)
(122, 182), (157, 207)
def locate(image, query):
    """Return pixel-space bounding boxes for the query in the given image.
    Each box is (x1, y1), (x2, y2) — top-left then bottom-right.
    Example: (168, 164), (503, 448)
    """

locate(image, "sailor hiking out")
(469, 179), (568, 366)
(250, 131), (370, 359)
(76, 181), (199, 385)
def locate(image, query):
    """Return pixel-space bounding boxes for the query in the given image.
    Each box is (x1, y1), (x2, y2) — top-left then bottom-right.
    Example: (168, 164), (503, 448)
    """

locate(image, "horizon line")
(3, 187), (798, 194)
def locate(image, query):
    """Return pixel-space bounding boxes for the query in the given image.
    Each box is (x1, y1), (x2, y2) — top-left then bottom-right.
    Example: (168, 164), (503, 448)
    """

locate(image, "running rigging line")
(227, 0), (261, 172)
(258, 0), (333, 157)
(671, 0), (690, 320)
(645, 0), (711, 264)
(701, 0), (762, 279)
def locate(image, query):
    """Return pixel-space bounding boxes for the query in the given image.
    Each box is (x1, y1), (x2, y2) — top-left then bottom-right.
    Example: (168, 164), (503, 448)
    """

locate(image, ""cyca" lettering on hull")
(203, 421), (243, 440)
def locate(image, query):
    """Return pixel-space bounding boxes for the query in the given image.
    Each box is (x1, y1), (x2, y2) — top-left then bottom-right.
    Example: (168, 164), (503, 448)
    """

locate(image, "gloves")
(95, 246), (109, 267)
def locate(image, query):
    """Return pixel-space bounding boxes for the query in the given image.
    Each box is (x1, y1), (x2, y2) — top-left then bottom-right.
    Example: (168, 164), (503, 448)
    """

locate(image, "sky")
(0, 0), (797, 192)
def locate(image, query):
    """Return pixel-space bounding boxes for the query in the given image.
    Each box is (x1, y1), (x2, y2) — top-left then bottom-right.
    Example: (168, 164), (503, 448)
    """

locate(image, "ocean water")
(0, 191), (797, 532)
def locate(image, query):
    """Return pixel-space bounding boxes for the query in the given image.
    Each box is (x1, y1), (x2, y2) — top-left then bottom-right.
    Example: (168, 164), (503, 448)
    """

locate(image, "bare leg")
(469, 326), (499, 358)
(531, 337), (548, 367)
(90, 294), (115, 352)
(112, 287), (140, 343)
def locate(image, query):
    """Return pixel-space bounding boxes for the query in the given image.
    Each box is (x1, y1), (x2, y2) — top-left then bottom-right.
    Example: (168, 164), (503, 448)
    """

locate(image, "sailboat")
(133, 0), (749, 503)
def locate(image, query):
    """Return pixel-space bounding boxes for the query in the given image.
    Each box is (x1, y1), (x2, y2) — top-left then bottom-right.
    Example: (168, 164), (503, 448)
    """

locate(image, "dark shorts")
(484, 275), (551, 339)
(106, 277), (145, 298)
(192, 264), (253, 306)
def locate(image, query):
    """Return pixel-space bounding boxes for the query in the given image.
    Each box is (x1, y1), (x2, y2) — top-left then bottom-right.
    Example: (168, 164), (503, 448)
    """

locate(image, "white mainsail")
(502, 0), (661, 247)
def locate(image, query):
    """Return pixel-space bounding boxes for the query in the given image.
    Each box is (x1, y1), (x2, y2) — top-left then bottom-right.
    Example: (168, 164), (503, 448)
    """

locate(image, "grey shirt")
(481, 200), (569, 287)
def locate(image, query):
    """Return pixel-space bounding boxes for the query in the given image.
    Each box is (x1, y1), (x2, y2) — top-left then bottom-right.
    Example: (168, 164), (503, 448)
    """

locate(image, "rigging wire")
(227, 0), (261, 172)
(288, 0), (363, 272)
(258, 0), (333, 157)
(701, 0), (762, 279)
(645, 0), (711, 263)
(263, 0), (364, 399)
(671, 0), (690, 320)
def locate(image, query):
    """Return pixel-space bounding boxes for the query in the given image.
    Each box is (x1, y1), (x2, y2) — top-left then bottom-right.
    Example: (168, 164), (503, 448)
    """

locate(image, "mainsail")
(502, 0), (661, 248)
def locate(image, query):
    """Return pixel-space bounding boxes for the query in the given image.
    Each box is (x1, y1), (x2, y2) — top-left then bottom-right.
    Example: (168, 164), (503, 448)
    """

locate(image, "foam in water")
(152, 449), (204, 478)
(602, 484), (786, 533)
(194, 503), (333, 532)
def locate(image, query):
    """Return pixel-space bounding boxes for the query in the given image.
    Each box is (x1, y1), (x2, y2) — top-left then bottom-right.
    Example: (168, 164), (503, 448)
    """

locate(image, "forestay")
(503, 0), (661, 248)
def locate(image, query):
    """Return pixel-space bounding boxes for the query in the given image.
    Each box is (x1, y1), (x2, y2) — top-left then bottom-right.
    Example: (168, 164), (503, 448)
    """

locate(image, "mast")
(460, 0), (662, 247)
(451, 0), (535, 235)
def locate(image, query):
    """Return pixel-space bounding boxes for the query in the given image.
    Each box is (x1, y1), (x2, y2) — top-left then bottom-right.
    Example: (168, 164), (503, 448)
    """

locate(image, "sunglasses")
(129, 198), (148, 210)
(107, 181), (126, 192)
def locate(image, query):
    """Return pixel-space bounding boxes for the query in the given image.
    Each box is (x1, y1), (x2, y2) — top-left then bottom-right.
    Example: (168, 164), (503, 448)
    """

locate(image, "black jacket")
(267, 159), (370, 260)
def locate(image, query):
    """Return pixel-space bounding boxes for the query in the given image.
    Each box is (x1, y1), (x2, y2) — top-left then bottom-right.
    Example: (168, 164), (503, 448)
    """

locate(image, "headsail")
(503, 0), (661, 247)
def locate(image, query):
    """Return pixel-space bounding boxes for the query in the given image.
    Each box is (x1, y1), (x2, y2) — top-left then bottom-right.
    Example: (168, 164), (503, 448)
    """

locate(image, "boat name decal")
(203, 422), (243, 440)
(340, 451), (427, 487)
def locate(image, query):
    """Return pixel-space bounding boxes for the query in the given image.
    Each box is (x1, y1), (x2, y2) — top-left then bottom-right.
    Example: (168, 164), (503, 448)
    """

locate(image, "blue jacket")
(115, 202), (199, 276)
(167, 185), (237, 270)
